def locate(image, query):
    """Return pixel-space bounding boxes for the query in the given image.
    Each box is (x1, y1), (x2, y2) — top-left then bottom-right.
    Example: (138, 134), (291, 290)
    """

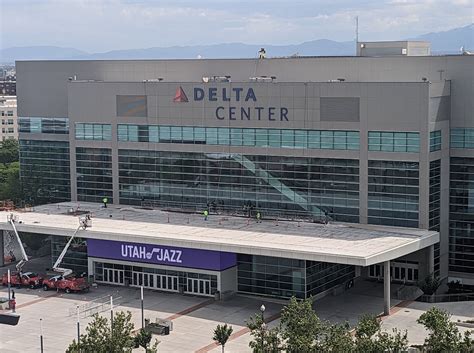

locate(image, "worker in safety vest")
(256, 211), (262, 223)
(102, 197), (108, 208)
(203, 209), (209, 221)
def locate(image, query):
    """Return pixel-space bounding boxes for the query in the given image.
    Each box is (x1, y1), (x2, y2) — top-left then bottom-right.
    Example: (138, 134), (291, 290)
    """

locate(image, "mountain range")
(1, 23), (472, 63)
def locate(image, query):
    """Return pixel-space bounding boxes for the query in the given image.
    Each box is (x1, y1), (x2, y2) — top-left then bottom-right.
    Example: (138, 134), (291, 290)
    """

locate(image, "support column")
(427, 245), (435, 276)
(384, 260), (390, 316)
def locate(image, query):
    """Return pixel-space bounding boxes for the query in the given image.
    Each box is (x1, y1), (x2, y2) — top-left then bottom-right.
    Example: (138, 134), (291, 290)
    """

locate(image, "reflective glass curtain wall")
(118, 150), (360, 222)
(76, 147), (113, 203)
(449, 157), (474, 274)
(368, 161), (419, 228)
(19, 140), (71, 204)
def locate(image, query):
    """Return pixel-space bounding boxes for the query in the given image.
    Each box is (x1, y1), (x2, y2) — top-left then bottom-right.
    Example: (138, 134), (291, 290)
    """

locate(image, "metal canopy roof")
(0, 202), (438, 267)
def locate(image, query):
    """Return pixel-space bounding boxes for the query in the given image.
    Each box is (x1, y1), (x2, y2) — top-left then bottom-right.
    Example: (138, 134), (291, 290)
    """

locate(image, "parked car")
(1, 271), (44, 289)
(42, 274), (89, 294)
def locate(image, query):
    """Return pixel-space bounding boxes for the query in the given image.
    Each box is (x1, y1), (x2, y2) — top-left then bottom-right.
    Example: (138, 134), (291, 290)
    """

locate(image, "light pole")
(76, 305), (80, 347)
(110, 295), (114, 344)
(40, 318), (44, 353)
(141, 286), (144, 329)
(260, 304), (266, 353)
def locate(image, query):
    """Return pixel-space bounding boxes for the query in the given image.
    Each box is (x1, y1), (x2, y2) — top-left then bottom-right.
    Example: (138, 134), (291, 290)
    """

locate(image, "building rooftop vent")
(202, 76), (231, 83)
(249, 76), (277, 82)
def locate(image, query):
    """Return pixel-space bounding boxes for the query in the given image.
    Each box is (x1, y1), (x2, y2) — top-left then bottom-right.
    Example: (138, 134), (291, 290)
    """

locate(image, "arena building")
(2, 43), (473, 313)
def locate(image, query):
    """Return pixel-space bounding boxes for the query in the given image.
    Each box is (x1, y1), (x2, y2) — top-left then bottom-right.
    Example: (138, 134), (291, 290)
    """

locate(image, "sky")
(0, 0), (472, 52)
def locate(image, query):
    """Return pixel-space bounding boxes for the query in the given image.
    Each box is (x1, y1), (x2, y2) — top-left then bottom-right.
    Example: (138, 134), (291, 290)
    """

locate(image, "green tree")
(316, 321), (354, 352)
(134, 328), (159, 353)
(417, 307), (473, 353)
(213, 323), (233, 353)
(66, 311), (137, 353)
(280, 296), (321, 352)
(419, 274), (441, 295)
(246, 313), (282, 353)
(0, 161), (21, 202)
(354, 314), (408, 353)
(0, 139), (19, 165)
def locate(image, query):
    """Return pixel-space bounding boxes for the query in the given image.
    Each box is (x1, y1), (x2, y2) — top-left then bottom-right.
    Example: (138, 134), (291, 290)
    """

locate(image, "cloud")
(0, 0), (471, 51)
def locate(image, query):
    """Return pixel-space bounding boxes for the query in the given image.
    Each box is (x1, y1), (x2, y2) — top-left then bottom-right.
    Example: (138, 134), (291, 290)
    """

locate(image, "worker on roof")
(256, 211), (262, 223)
(102, 196), (108, 208)
(203, 209), (209, 221)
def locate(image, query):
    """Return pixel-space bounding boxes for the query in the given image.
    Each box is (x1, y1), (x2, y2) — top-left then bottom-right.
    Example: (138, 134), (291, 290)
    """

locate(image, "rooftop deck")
(0, 202), (438, 266)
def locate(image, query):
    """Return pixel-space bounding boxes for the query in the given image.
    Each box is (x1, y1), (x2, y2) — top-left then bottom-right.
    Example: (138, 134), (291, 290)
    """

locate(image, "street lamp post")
(260, 304), (266, 353)
(40, 318), (44, 353)
(141, 286), (144, 329)
(76, 305), (80, 347)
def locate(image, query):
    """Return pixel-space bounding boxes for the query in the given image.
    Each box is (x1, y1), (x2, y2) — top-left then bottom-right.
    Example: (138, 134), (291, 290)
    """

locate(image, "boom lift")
(52, 215), (91, 276)
(7, 214), (28, 274)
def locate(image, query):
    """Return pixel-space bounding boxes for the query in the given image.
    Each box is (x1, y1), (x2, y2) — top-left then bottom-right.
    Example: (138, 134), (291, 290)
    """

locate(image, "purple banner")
(87, 238), (236, 271)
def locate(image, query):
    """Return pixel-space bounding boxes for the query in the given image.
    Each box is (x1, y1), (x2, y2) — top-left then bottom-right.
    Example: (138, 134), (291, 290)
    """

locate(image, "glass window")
(281, 130), (294, 148)
(255, 129), (268, 147)
(218, 128), (230, 145)
(321, 131), (334, 149)
(268, 129), (280, 147)
(243, 129), (255, 146)
(294, 130), (307, 149)
(333, 131), (347, 150)
(230, 128), (243, 146)
(194, 127), (206, 144)
(159, 126), (171, 142)
(75, 123), (85, 140)
(170, 126), (182, 141)
(207, 128), (218, 144)
(118, 125), (128, 141)
(182, 127), (194, 143)
(308, 131), (321, 149)
(451, 128), (474, 149)
(149, 126), (159, 142)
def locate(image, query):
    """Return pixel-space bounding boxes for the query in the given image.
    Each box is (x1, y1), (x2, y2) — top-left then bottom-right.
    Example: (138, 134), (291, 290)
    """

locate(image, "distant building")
(0, 74), (17, 95)
(0, 96), (18, 140)
(357, 41), (431, 57)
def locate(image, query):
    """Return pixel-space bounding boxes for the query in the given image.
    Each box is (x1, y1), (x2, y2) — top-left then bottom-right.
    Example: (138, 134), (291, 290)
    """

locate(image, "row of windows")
(368, 131), (419, 153)
(117, 150), (360, 222)
(76, 147), (113, 204)
(429, 160), (441, 231)
(75, 123), (112, 141)
(117, 125), (360, 150)
(1, 119), (15, 125)
(451, 128), (474, 149)
(19, 117), (69, 134)
(0, 110), (14, 116)
(368, 160), (419, 228)
(430, 130), (442, 152)
(449, 157), (474, 275)
(19, 140), (71, 204)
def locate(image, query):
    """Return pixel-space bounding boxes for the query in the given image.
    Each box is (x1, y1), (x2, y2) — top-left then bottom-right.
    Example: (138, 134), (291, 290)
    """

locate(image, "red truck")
(42, 274), (89, 293)
(1, 271), (44, 289)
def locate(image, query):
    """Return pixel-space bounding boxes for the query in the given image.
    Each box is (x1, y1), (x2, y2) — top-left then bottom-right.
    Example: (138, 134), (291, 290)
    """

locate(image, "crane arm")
(52, 223), (85, 276)
(8, 215), (29, 273)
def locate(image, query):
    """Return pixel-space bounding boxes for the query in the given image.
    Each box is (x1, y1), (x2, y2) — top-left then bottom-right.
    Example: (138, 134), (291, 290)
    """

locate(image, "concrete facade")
(15, 54), (474, 287)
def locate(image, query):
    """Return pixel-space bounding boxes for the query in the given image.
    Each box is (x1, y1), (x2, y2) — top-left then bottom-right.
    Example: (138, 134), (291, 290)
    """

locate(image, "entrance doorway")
(131, 271), (179, 292)
(103, 268), (125, 285)
(186, 278), (211, 296)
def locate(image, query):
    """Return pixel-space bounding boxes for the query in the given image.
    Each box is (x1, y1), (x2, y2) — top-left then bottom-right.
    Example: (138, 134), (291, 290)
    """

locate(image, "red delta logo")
(173, 86), (188, 103)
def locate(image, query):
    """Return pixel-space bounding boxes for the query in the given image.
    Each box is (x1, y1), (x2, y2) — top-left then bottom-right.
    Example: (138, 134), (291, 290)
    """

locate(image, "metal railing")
(69, 294), (124, 319)
(418, 292), (474, 303)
